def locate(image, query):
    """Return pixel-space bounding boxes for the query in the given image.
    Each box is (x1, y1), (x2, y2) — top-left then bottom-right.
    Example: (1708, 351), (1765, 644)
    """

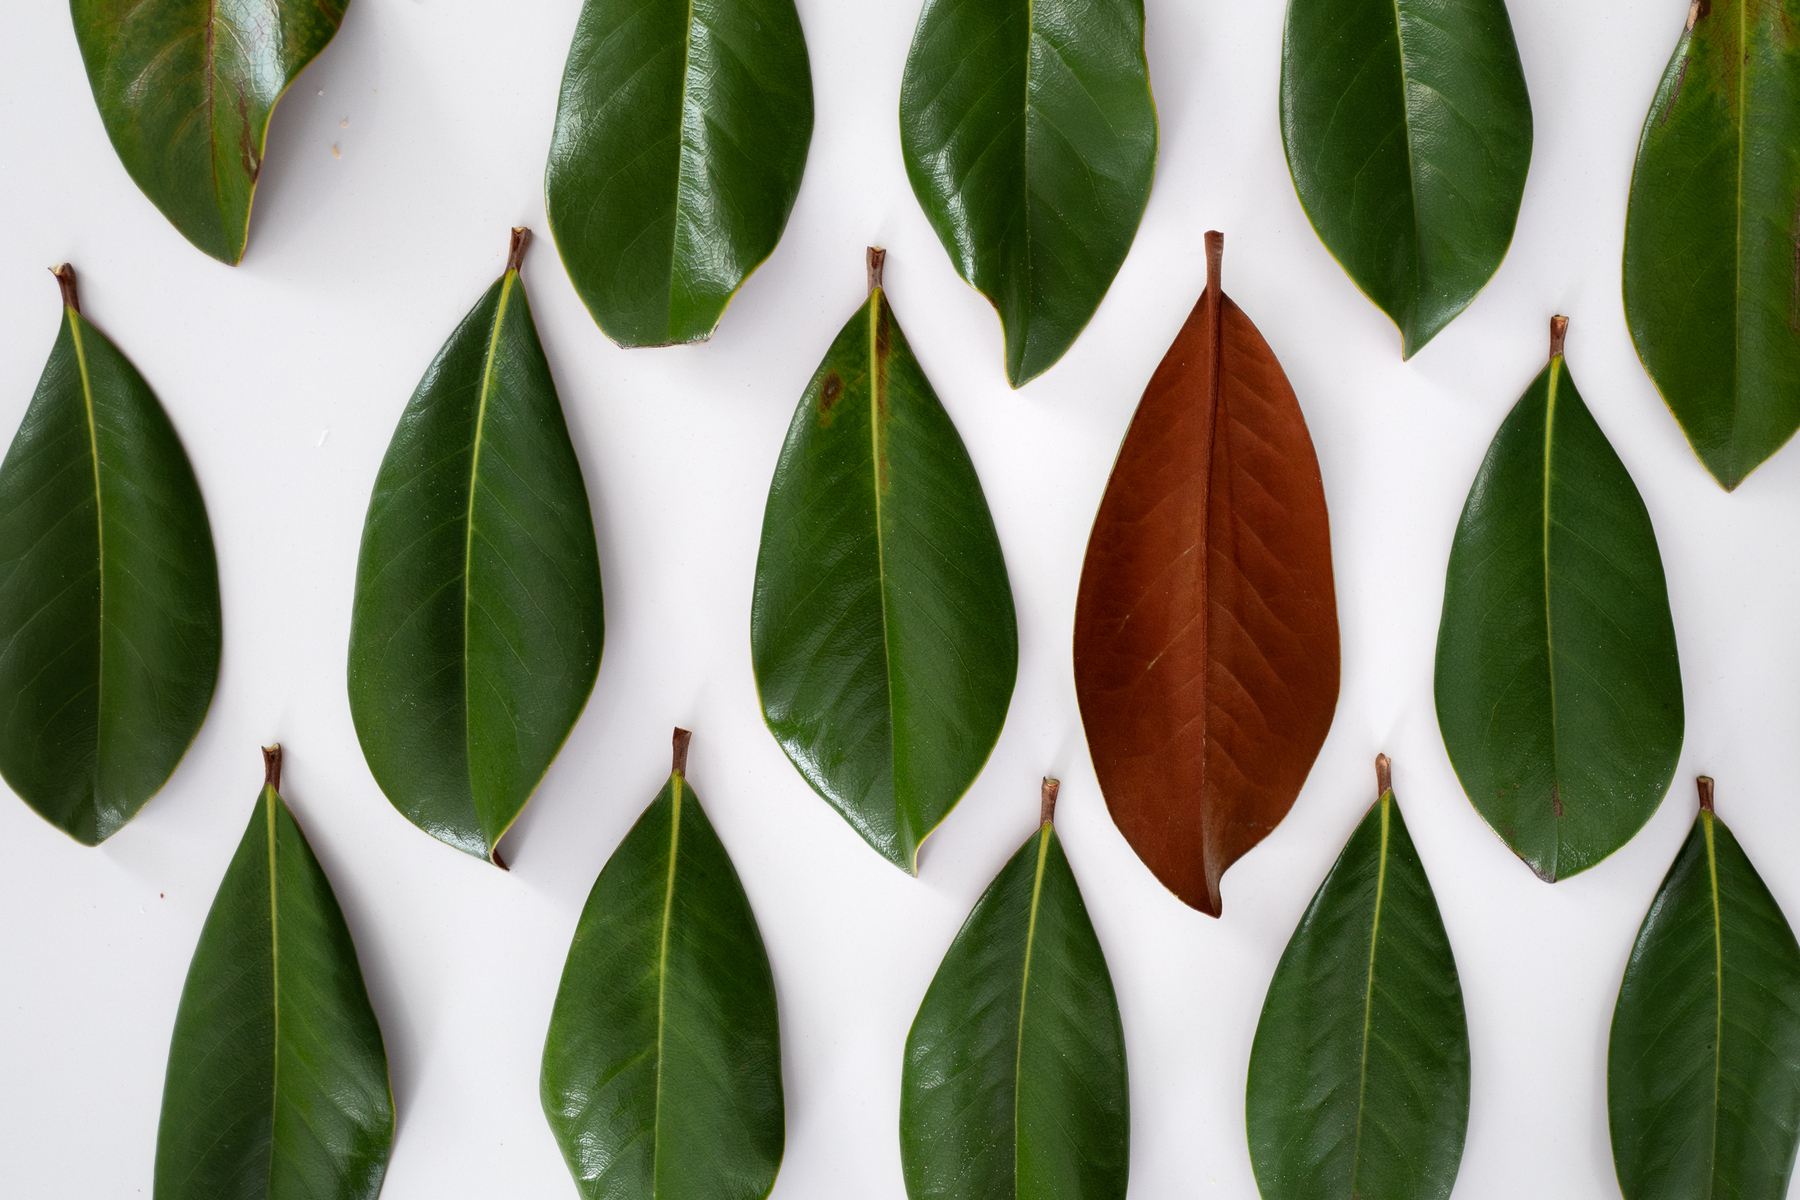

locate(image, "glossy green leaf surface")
(1435, 327), (1683, 881)
(900, 786), (1128, 1200)
(546, 0), (814, 347)
(155, 749), (393, 1200)
(1246, 761), (1470, 1200)
(750, 258), (1017, 873)
(0, 269), (219, 845)
(1623, 0), (1800, 490)
(542, 731), (784, 1200)
(1280, 0), (1532, 356)
(1609, 781), (1800, 1200)
(348, 233), (604, 864)
(71, 0), (348, 264)
(898, 0), (1158, 386)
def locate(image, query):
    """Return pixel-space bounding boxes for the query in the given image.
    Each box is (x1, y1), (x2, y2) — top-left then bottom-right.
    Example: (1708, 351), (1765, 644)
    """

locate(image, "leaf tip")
(50, 263), (78, 313)
(507, 227), (532, 274)
(491, 846), (510, 871)
(1697, 775), (1715, 813)
(1041, 777), (1060, 826)
(1204, 231), (1223, 299)
(1375, 753), (1392, 798)
(672, 727), (692, 779)
(262, 744), (281, 793)
(867, 246), (886, 295)
(1549, 315), (1569, 361)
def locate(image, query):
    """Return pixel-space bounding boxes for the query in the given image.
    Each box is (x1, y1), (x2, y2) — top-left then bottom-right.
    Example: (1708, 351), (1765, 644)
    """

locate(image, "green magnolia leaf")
(1623, 0), (1800, 491)
(348, 229), (604, 865)
(898, 0), (1158, 387)
(1435, 318), (1683, 881)
(900, 779), (1128, 1200)
(1246, 756), (1470, 1200)
(1609, 777), (1800, 1200)
(71, 0), (348, 264)
(750, 250), (1018, 873)
(542, 729), (784, 1200)
(546, 0), (814, 347)
(0, 266), (220, 845)
(1280, 0), (1533, 357)
(155, 747), (394, 1200)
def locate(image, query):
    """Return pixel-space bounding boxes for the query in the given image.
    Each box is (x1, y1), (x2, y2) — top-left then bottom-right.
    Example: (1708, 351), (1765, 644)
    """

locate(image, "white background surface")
(4, 1), (1799, 1196)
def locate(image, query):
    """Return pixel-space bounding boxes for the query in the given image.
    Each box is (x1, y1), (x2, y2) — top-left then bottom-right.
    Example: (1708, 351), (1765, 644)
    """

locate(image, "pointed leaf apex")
(1375, 753), (1393, 797)
(867, 247), (886, 294)
(1205, 231), (1224, 300)
(262, 744), (282, 792)
(672, 727), (692, 778)
(507, 227), (532, 274)
(1697, 775), (1715, 813)
(51, 264), (78, 313)
(1041, 777), (1060, 826)
(1550, 315), (1569, 361)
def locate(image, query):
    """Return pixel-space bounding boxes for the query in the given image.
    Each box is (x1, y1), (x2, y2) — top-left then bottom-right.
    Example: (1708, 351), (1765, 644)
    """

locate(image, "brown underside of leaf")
(1072, 233), (1339, 916)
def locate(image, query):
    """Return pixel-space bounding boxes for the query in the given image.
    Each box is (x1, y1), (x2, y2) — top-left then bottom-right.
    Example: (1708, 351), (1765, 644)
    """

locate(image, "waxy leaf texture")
(1436, 319), (1683, 882)
(547, 0), (814, 347)
(542, 730), (784, 1200)
(900, 780), (1128, 1200)
(1280, 0), (1533, 356)
(899, 0), (1158, 386)
(349, 230), (604, 865)
(1247, 757), (1470, 1200)
(0, 266), (219, 845)
(1624, 0), (1800, 490)
(155, 748), (394, 1200)
(751, 251), (1017, 874)
(71, 0), (349, 264)
(1609, 779), (1800, 1200)
(1073, 233), (1338, 916)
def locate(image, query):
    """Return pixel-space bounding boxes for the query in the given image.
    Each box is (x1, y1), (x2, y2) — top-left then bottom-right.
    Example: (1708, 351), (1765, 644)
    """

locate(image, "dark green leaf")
(900, 781), (1128, 1200)
(348, 230), (604, 864)
(541, 729), (784, 1200)
(71, 0), (348, 264)
(898, 0), (1158, 386)
(1280, 0), (1532, 356)
(1435, 320), (1683, 881)
(155, 747), (393, 1200)
(1609, 778), (1800, 1200)
(546, 0), (814, 347)
(1623, 0), (1800, 490)
(0, 266), (219, 846)
(1246, 757), (1470, 1200)
(750, 251), (1017, 873)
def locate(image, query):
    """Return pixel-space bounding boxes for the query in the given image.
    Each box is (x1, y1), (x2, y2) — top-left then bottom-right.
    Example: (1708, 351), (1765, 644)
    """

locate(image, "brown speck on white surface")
(341, 118), (349, 128)
(331, 144), (340, 159)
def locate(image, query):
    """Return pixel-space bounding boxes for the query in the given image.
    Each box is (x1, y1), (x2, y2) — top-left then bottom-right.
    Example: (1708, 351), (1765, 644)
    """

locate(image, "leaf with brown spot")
(751, 249), (1017, 873)
(71, 0), (350, 264)
(1072, 232), (1339, 916)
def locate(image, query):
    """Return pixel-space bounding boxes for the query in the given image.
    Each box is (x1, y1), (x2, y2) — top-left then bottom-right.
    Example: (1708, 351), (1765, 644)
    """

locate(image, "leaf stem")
(262, 744), (282, 792)
(867, 247), (886, 294)
(1697, 775), (1715, 814)
(1549, 315), (1569, 361)
(1040, 777), (1059, 826)
(672, 727), (692, 778)
(1375, 753), (1392, 797)
(1205, 231), (1224, 302)
(51, 264), (78, 313)
(507, 227), (531, 274)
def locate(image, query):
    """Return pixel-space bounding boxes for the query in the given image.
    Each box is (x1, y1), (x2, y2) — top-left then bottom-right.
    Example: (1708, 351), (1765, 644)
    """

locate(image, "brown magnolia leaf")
(1073, 231), (1339, 916)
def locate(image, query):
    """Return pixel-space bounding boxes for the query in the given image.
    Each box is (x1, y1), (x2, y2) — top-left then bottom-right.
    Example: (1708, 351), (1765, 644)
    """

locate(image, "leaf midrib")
(1704, 812), (1724, 1190)
(1348, 794), (1392, 1194)
(652, 777), (685, 1196)
(1541, 361), (1565, 879)
(263, 787), (281, 1200)
(867, 292), (903, 870)
(69, 309), (106, 800)
(667, 0), (698, 337)
(1388, 0), (1426, 346)
(1013, 823), (1052, 1199)
(464, 272), (516, 855)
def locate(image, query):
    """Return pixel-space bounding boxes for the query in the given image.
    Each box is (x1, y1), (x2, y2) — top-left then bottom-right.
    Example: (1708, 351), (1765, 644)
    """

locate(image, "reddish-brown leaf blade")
(1073, 232), (1339, 916)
